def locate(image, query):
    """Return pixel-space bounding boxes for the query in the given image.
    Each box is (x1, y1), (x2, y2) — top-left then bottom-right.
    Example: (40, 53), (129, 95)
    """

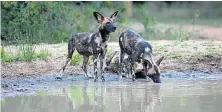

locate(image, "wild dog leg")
(119, 51), (125, 80)
(61, 57), (71, 73)
(57, 57), (72, 79)
(100, 52), (106, 82)
(93, 54), (99, 82)
(131, 62), (136, 81)
(58, 40), (75, 78)
(129, 57), (136, 81)
(82, 56), (90, 78)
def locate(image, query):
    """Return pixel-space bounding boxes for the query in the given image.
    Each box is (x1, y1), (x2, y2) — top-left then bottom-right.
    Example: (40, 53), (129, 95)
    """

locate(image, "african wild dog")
(105, 50), (130, 77)
(105, 50), (164, 83)
(119, 29), (163, 82)
(105, 51), (124, 73)
(59, 11), (119, 82)
(134, 56), (164, 83)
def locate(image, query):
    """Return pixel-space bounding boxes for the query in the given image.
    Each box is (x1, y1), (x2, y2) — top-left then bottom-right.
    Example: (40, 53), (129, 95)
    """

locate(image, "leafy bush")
(1, 2), (78, 44)
(1, 1), (221, 44)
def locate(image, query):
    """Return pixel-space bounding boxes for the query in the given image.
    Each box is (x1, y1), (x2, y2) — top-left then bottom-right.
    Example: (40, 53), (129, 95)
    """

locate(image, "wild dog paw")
(55, 76), (63, 81)
(94, 78), (98, 82)
(101, 76), (105, 82)
(55, 72), (65, 80)
(132, 76), (136, 81)
(86, 73), (94, 79)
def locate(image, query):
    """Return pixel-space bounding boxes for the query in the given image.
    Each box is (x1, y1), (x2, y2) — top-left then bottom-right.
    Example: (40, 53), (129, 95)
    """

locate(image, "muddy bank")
(1, 40), (222, 77)
(1, 70), (222, 98)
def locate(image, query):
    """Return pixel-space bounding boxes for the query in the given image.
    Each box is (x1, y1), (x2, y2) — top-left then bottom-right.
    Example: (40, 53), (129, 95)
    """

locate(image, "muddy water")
(1, 71), (222, 112)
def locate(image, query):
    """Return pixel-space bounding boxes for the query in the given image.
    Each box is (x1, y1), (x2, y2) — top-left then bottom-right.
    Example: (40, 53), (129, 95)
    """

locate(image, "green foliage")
(71, 52), (83, 65)
(2, 1), (221, 64)
(1, 1), (128, 43)
(166, 52), (184, 60)
(1, 44), (51, 63)
(33, 44), (52, 60)
(1, 46), (14, 62)
(17, 44), (36, 61)
(106, 48), (113, 56)
(1, 2), (74, 44)
(70, 48), (113, 65)
(1, 1), (221, 44)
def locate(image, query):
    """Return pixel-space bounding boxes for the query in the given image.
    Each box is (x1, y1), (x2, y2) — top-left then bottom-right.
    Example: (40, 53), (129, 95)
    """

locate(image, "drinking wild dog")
(59, 11), (119, 82)
(105, 50), (164, 83)
(119, 29), (163, 83)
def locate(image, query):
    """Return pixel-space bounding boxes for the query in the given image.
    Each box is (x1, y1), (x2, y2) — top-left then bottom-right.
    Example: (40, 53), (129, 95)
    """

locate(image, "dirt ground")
(1, 40), (222, 78)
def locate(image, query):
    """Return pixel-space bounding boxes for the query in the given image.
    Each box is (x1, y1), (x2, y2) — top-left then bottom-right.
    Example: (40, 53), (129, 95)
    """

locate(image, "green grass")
(33, 50), (51, 60)
(200, 41), (221, 58)
(17, 44), (36, 61)
(71, 52), (83, 65)
(1, 46), (13, 62)
(70, 48), (113, 65)
(106, 48), (113, 56)
(34, 44), (52, 60)
(166, 52), (184, 60)
(1, 44), (51, 63)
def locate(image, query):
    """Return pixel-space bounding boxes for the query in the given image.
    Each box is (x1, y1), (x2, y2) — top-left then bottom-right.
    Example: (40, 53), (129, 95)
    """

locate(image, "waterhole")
(1, 70), (222, 112)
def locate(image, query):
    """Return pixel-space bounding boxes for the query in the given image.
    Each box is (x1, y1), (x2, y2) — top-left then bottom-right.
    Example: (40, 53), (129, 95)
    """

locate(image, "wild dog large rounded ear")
(110, 11), (119, 21)
(142, 59), (152, 75)
(155, 56), (164, 66)
(93, 12), (104, 23)
(143, 59), (152, 68)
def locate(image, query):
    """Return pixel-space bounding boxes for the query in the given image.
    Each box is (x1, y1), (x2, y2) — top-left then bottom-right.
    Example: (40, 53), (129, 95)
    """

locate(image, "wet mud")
(1, 70), (222, 99)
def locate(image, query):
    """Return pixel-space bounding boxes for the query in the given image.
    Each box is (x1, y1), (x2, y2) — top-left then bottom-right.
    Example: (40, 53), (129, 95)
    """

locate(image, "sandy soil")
(1, 40), (222, 78)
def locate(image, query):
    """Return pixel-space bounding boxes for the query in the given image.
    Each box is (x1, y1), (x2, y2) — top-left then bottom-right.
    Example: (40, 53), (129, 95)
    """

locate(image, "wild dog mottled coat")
(119, 29), (163, 82)
(105, 50), (164, 83)
(60, 11), (119, 82)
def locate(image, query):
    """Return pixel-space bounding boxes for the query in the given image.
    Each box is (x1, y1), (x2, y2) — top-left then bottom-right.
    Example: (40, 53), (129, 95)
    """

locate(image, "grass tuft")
(71, 52), (83, 65)
(1, 46), (13, 62)
(70, 49), (113, 65)
(106, 49), (113, 56)
(1, 44), (51, 63)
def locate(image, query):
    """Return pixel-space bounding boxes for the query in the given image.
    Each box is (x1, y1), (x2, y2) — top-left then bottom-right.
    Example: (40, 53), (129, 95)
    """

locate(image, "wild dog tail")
(67, 37), (75, 59)
(60, 36), (75, 72)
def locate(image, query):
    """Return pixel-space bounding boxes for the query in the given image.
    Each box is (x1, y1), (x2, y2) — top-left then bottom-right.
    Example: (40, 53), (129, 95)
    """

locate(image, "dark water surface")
(1, 71), (222, 112)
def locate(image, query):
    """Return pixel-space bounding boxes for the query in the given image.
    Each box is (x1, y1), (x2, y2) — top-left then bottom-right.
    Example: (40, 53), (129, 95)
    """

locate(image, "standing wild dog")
(105, 50), (164, 83)
(60, 11), (119, 82)
(119, 29), (162, 82)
